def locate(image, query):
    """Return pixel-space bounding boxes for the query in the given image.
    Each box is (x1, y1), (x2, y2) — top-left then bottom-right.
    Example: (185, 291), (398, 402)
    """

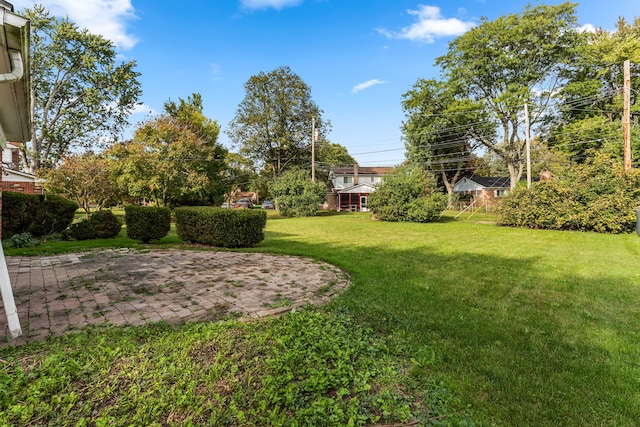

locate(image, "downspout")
(0, 49), (23, 83)
(0, 50), (24, 148)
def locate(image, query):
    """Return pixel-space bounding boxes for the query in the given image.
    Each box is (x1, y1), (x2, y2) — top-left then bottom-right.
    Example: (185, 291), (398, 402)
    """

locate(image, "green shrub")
(125, 206), (171, 243)
(2, 192), (77, 238)
(407, 193), (448, 223)
(64, 210), (122, 240)
(3, 232), (39, 249)
(369, 166), (447, 223)
(499, 156), (640, 233)
(1, 192), (36, 238)
(499, 181), (581, 230)
(270, 169), (325, 217)
(28, 195), (78, 237)
(175, 206), (266, 248)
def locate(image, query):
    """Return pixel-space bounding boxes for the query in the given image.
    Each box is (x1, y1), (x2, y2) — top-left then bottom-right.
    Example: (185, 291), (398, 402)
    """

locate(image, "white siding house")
(326, 165), (394, 212)
(453, 176), (511, 207)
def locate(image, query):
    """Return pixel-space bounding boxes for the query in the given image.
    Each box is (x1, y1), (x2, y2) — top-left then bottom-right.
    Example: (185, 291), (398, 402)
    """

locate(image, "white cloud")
(130, 103), (156, 115)
(352, 79), (387, 94)
(240, 0), (303, 11)
(378, 4), (475, 43)
(580, 23), (597, 33)
(12, 0), (138, 50)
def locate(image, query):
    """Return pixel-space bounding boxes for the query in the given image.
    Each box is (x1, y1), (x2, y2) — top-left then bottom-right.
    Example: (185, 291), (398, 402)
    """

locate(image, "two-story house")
(326, 164), (394, 212)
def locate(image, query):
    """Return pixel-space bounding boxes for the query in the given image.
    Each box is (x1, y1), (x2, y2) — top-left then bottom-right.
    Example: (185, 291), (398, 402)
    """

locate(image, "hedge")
(499, 157), (640, 233)
(175, 206), (267, 248)
(2, 192), (77, 238)
(124, 205), (171, 243)
(64, 210), (122, 240)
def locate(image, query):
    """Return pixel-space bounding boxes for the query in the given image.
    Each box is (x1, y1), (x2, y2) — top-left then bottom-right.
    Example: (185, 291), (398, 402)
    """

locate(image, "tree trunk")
(441, 169), (461, 208)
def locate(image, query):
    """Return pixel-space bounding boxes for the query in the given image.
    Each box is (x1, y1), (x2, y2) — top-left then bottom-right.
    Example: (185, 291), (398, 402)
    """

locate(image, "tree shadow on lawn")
(253, 235), (640, 426)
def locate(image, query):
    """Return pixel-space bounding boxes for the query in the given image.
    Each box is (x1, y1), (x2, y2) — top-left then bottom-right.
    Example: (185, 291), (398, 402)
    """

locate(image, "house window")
(495, 189), (508, 197)
(343, 176), (353, 184)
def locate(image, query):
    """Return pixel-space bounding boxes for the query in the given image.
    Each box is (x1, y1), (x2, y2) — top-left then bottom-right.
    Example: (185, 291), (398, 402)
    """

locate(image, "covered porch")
(337, 183), (375, 212)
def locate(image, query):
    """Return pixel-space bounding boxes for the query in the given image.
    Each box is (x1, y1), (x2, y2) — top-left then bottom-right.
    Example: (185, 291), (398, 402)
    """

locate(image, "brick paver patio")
(0, 248), (350, 347)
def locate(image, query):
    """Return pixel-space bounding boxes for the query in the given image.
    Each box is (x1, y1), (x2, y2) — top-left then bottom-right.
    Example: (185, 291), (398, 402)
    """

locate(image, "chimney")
(11, 148), (19, 170)
(353, 163), (359, 185)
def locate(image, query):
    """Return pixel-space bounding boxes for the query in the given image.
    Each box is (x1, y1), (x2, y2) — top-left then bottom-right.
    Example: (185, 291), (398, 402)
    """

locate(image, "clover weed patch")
(0, 310), (463, 426)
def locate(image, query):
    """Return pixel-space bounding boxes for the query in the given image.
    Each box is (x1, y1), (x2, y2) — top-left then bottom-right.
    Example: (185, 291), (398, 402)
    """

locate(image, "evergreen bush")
(125, 206), (171, 243)
(64, 210), (122, 240)
(1, 192), (36, 238)
(28, 195), (79, 237)
(2, 192), (77, 238)
(175, 206), (266, 248)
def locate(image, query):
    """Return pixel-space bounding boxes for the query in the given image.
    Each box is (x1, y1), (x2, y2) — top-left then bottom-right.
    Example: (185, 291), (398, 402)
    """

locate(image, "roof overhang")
(0, 5), (30, 149)
(338, 183), (377, 194)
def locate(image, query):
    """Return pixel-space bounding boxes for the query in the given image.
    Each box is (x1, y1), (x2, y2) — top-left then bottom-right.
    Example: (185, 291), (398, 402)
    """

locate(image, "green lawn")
(2, 212), (640, 426)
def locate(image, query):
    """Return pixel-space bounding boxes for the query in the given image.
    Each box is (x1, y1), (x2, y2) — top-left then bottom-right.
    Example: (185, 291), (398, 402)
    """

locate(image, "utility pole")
(524, 102), (532, 188)
(311, 117), (316, 182)
(623, 59), (631, 171)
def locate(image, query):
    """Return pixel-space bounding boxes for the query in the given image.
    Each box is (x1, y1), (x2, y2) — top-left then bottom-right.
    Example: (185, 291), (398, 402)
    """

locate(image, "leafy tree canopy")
(42, 153), (120, 217)
(402, 78), (494, 203)
(22, 5), (142, 172)
(436, 2), (580, 188)
(227, 66), (330, 177)
(109, 94), (227, 207)
(546, 17), (640, 163)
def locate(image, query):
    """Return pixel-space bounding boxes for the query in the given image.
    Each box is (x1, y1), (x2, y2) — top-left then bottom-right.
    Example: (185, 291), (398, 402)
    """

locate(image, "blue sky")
(11, 0), (640, 165)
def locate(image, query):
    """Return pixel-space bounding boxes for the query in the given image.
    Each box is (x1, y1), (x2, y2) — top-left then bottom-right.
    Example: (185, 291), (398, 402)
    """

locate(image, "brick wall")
(0, 181), (43, 195)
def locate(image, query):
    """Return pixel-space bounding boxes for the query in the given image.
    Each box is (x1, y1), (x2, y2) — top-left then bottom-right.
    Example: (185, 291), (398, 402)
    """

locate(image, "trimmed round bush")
(175, 206), (266, 248)
(125, 205), (171, 243)
(64, 210), (122, 240)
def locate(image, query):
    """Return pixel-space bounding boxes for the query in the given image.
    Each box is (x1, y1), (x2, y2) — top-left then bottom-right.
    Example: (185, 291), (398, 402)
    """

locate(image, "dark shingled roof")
(467, 176), (511, 188)
(331, 166), (395, 175)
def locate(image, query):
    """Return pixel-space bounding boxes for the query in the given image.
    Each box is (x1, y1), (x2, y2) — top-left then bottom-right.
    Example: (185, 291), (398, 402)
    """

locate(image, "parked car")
(220, 202), (230, 208)
(261, 200), (274, 209)
(232, 198), (253, 209)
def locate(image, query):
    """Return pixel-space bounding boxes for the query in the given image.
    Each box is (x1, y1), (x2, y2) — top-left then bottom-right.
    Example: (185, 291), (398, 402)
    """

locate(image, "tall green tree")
(546, 17), (640, 162)
(402, 78), (494, 204)
(21, 5), (141, 172)
(436, 2), (580, 188)
(314, 139), (355, 183)
(109, 94), (227, 206)
(227, 66), (330, 177)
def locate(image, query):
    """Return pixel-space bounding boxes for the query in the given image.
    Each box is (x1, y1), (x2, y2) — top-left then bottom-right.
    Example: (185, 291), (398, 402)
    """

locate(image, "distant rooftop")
(331, 166), (395, 176)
